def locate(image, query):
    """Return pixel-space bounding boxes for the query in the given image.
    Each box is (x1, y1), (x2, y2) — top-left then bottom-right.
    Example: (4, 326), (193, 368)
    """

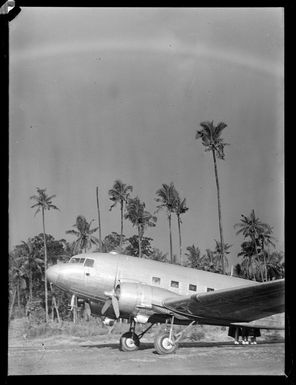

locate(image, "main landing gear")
(154, 316), (196, 355)
(119, 315), (196, 355)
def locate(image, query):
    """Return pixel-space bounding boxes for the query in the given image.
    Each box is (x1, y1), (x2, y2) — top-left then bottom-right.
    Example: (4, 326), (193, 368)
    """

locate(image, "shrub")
(189, 329), (206, 341)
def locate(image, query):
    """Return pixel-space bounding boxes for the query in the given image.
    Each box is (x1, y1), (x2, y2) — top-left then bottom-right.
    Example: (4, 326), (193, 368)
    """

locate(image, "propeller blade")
(101, 298), (112, 315)
(111, 296), (120, 318)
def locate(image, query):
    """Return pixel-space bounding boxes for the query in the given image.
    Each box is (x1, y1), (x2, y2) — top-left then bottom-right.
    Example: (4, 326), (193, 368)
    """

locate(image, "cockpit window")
(69, 257), (86, 264)
(69, 257), (80, 263)
(84, 258), (94, 267)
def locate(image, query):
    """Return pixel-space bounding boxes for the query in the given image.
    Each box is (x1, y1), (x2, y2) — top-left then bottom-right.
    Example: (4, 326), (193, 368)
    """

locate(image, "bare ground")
(8, 335), (285, 375)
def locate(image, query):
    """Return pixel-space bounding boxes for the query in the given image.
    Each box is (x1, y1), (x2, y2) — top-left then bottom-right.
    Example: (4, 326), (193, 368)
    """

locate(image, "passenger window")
(152, 277), (161, 284)
(189, 284), (197, 291)
(80, 258), (85, 263)
(84, 259), (94, 267)
(207, 287), (214, 292)
(170, 280), (179, 288)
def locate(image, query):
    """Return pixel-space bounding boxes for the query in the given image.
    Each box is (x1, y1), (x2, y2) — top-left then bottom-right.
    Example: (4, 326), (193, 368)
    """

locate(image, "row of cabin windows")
(152, 276), (214, 292)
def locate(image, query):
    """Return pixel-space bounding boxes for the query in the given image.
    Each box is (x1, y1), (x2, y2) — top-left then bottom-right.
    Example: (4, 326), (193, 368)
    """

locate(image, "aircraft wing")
(163, 279), (284, 323)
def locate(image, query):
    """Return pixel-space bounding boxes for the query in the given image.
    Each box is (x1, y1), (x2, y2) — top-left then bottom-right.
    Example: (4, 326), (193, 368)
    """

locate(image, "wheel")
(154, 332), (178, 355)
(119, 332), (140, 352)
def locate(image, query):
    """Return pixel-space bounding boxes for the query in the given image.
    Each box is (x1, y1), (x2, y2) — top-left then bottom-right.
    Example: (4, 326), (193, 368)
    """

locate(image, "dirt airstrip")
(8, 336), (285, 375)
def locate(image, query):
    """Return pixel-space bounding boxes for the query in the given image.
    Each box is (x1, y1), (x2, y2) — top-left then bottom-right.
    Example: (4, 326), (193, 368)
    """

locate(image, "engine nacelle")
(116, 282), (179, 317)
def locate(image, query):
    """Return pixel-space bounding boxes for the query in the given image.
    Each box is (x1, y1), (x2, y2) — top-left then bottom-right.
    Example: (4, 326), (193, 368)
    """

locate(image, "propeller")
(101, 273), (121, 319)
(101, 289), (120, 318)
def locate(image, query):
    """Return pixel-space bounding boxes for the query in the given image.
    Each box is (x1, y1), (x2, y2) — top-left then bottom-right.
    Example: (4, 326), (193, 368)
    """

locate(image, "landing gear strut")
(120, 318), (139, 352)
(154, 316), (196, 355)
(119, 317), (154, 352)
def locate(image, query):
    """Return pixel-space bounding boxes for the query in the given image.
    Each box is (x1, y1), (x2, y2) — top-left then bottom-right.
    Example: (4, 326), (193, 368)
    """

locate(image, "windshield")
(69, 257), (86, 264)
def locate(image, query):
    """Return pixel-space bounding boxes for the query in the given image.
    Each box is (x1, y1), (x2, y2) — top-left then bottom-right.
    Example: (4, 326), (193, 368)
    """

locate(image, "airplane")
(45, 251), (285, 354)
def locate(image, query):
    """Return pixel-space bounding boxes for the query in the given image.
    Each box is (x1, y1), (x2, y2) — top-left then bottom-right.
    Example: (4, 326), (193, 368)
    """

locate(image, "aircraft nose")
(46, 265), (59, 284)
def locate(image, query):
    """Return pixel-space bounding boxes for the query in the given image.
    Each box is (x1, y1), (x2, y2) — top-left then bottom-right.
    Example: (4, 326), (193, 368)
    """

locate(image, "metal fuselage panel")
(52, 252), (258, 302)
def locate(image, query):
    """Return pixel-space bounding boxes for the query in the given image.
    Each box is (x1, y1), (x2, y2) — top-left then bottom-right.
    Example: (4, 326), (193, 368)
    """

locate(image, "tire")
(154, 332), (178, 355)
(119, 332), (140, 352)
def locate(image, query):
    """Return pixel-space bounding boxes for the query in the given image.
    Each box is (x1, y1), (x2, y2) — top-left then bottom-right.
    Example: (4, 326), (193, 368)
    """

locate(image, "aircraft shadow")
(80, 339), (284, 352)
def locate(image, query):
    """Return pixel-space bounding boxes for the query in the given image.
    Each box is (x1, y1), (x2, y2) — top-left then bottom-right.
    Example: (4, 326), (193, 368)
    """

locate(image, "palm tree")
(202, 248), (219, 272)
(19, 240), (44, 302)
(265, 251), (285, 280)
(108, 180), (133, 251)
(257, 224), (275, 281)
(125, 197), (157, 258)
(174, 193), (189, 265)
(149, 248), (168, 263)
(195, 121), (229, 274)
(155, 183), (178, 263)
(234, 210), (271, 281)
(184, 244), (203, 269)
(213, 240), (231, 273)
(66, 215), (100, 254)
(237, 240), (260, 280)
(30, 187), (60, 322)
(9, 252), (26, 320)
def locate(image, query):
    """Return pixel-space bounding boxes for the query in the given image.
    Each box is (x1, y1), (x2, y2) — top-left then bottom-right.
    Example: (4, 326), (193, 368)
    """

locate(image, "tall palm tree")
(30, 187), (59, 322)
(174, 194), (189, 265)
(125, 197), (157, 258)
(155, 183), (178, 263)
(195, 121), (229, 274)
(66, 215), (100, 254)
(108, 180), (133, 251)
(96, 186), (103, 251)
(234, 210), (270, 281)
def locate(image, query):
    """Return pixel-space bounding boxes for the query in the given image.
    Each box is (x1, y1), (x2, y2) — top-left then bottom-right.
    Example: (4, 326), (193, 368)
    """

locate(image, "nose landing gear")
(119, 317), (154, 352)
(120, 331), (140, 352)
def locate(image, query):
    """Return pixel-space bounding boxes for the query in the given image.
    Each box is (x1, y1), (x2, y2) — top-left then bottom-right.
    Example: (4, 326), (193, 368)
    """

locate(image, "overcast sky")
(9, 7), (284, 269)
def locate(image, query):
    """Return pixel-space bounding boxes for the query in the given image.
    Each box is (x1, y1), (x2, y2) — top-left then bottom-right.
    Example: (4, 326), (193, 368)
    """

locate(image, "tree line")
(9, 121), (284, 322)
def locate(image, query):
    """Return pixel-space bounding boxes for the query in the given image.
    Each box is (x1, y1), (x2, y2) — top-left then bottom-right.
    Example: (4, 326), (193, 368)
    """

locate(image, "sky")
(9, 7), (284, 270)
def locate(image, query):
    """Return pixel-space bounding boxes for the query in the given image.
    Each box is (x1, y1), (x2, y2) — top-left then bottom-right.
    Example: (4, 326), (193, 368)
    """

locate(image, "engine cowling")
(116, 281), (179, 317)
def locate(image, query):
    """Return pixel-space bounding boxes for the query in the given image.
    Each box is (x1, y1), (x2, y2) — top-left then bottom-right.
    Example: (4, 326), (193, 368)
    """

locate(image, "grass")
(9, 317), (284, 344)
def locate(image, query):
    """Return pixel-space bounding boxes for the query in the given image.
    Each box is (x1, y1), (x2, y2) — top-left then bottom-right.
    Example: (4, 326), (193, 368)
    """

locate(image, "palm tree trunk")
(138, 225), (142, 258)
(42, 207), (49, 323)
(168, 212), (173, 263)
(120, 200), (123, 252)
(96, 187), (102, 251)
(29, 270), (33, 302)
(9, 286), (17, 321)
(252, 235), (263, 282)
(17, 280), (20, 310)
(211, 149), (225, 274)
(177, 214), (182, 265)
(261, 242), (268, 282)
